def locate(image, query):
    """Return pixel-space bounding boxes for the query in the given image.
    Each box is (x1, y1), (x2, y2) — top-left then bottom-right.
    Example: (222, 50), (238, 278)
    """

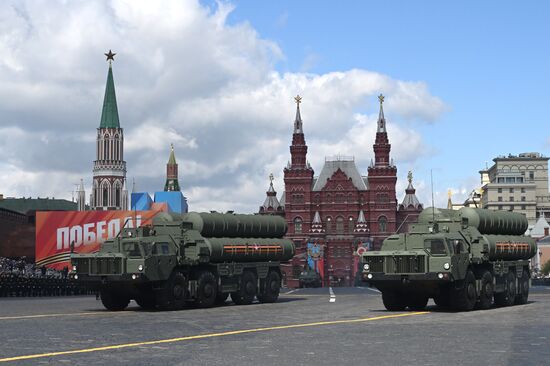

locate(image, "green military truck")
(71, 212), (294, 311)
(360, 207), (536, 311)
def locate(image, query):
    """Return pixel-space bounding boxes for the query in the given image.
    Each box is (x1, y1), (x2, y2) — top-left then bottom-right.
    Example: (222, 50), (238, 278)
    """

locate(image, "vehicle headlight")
(363, 264), (370, 271)
(74, 274), (78, 280)
(132, 274), (137, 280)
(438, 273), (444, 279)
(443, 262), (450, 270)
(367, 273), (373, 279)
(72, 265), (77, 271)
(138, 264), (144, 272)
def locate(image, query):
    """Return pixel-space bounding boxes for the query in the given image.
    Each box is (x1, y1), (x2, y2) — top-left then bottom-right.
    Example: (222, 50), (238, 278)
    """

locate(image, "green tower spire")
(99, 51), (120, 129)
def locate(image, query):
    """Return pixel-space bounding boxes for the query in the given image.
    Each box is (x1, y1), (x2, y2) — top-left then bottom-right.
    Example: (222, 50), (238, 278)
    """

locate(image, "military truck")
(298, 268), (322, 288)
(71, 212), (294, 311)
(360, 207), (536, 311)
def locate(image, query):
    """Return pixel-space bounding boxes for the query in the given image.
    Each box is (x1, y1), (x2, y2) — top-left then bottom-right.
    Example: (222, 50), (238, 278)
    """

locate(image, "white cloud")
(0, 0), (448, 213)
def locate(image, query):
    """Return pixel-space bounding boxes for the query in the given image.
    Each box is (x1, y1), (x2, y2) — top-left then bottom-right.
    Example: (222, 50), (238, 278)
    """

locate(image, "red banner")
(35, 210), (164, 270)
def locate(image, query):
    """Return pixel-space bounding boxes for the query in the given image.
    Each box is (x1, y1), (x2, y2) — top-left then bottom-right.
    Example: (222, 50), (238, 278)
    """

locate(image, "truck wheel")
(382, 291), (406, 311)
(494, 271), (516, 307)
(258, 271), (281, 303)
(196, 271), (218, 308)
(231, 271), (257, 305)
(407, 295), (428, 311)
(160, 271), (188, 310)
(450, 270), (476, 311)
(476, 271), (494, 310)
(135, 290), (157, 310)
(100, 288), (129, 311)
(515, 269), (529, 305)
(215, 292), (229, 305)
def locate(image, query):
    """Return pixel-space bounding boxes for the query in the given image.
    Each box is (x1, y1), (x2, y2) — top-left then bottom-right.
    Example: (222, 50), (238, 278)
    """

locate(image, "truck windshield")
(425, 239), (447, 255)
(123, 242), (142, 258)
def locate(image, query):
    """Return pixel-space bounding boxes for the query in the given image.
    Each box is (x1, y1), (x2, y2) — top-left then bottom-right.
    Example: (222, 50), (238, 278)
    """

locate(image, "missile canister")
(203, 237), (295, 263)
(459, 207), (528, 235)
(481, 234), (537, 261)
(182, 212), (287, 238)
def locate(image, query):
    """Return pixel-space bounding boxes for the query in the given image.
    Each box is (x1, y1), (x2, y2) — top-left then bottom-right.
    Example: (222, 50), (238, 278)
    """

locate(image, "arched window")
(378, 216), (387, 232)
(294, 217), (303, 234)
(348, 216), (355, 233)
(115, 185), (121, 207)
(325, 217), (332, 233)
(336, 216), (344, 234)
(104, 135), (109, 160)
(103, 187), (108, 207)
(314, 194), (320, 204)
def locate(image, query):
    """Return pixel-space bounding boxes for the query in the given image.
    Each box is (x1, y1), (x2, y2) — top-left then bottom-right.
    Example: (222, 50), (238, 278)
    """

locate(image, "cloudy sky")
(1, 0), (549, 212)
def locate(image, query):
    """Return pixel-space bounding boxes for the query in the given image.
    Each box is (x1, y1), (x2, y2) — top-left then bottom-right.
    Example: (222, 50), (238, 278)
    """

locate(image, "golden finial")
(378, 94), (385, 105)
(407, 170), (413, 183)
(294, 95), (302, 105)
(269, 173), (274, 183)
(448, 189), (452, 199)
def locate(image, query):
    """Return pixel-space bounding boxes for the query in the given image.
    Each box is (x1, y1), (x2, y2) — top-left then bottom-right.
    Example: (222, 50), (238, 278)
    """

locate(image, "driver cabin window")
(425, 239), (446, 255)
(152, 242), (171, 255)
(123, 242), (141, 258)
(449, 239), (466, 254)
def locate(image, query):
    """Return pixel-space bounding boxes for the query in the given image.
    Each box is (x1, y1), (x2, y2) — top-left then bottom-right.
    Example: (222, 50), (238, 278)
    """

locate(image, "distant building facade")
(479, 152), (550, 225)
(0, 197), (76, 259)
(131, 145), (188, 214)
(259, 95), (423, 287)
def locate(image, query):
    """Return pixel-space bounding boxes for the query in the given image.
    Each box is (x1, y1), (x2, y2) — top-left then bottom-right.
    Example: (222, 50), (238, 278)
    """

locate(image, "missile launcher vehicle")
(360, 207), (536, 311)
(71, 212), (294, 311)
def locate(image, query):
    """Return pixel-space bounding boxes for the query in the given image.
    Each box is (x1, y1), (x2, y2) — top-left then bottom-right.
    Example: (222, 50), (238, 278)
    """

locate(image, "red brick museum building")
(259, 95), (423, 287)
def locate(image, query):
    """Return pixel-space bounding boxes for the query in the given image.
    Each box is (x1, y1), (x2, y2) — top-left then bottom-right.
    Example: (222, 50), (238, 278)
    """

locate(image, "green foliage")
(542, 259), (550, 275)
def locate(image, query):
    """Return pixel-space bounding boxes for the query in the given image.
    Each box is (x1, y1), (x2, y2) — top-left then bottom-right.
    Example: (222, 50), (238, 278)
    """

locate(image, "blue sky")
(224, 0), (550, 200)
(1, 0), (548, 211)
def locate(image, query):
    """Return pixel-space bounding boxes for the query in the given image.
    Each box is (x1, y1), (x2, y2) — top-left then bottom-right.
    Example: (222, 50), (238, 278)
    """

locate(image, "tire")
(195, 271), (218, 308)
(515, 269), (529, 305)
(135, 290), (157, 310)
(258, 271), (281, 303)
(476, 270), (494, 310)
(407, 295), (428, 311)
(381, 291), (407, 311)
(231, 271), (257, 305)
(450, 270), (477, 311)
(158, 271), (188, 310)
(494, 271), (516, 307)
(100, 288), (129, 311)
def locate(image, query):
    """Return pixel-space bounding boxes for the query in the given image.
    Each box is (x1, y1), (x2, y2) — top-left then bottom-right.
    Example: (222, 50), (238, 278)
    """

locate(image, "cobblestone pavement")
(0, 286), (549, 365)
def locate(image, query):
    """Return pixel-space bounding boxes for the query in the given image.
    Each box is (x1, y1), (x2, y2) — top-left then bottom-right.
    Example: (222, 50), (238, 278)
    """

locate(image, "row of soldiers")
(0, 272), (95, 297)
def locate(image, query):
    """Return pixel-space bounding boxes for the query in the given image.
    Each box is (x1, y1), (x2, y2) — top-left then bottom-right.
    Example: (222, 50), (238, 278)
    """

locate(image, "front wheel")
(258, 271), (281, 303)
(382, 291), (407, 311)
(100, 288), (130, 311)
